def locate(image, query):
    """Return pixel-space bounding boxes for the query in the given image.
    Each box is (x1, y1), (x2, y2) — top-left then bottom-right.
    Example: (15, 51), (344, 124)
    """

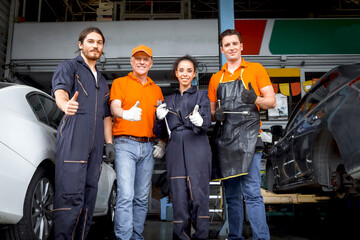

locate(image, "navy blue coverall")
(51, 55), (111, 240)
(160, 87), (212, 240)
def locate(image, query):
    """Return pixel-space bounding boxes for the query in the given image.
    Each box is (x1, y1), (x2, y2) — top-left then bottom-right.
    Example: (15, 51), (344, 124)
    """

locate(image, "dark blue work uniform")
(160, 87), (212, 240)
(51, 55), (111, 240)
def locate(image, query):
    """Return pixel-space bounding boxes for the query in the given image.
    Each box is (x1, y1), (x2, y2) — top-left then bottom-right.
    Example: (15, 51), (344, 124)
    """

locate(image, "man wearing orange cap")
(109, 45), (165, 240)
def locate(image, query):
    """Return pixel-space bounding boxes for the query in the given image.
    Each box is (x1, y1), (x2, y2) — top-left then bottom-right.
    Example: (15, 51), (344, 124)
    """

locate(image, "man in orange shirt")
(208, 29), (276, 240)
(109, 45), (165, 240)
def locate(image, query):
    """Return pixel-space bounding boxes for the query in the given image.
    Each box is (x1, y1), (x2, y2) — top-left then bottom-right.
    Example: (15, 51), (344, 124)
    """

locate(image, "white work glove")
(189, 105), (203, 127)
(153, 141), (166, 159)
(156, 103), (169, 120)
(123, 101), (142, 121)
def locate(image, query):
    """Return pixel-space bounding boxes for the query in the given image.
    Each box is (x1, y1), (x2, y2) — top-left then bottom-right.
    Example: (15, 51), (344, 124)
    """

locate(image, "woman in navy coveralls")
(155, 55), (212, 240)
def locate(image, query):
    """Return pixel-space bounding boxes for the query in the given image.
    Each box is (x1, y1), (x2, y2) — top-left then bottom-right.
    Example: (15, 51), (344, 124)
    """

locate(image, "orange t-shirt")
(208, 59), (272, 103)
(208, 59), (272, 127)
(109, 72), (164, 138)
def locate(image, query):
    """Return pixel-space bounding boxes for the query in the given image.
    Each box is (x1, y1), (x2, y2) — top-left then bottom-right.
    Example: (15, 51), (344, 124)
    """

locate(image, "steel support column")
(218, 0), (234, 66)
(218, 0), (234, 236)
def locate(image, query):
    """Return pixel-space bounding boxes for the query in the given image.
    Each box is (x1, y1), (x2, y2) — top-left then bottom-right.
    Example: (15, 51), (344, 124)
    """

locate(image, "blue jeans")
(223, 152), (270, 240)
(114, 137), (155, 240)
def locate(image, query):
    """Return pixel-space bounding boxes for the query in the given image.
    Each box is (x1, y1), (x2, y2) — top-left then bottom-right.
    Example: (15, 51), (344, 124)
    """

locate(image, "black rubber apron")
(212, 68), (260, 180)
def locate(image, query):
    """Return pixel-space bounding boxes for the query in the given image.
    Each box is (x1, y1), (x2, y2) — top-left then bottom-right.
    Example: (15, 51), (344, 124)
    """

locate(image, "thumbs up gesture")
(241, 82), (258, 104)
(123, 101), (142, 121)
(189, 105), (203, 127)
(65, 91), (79, 115)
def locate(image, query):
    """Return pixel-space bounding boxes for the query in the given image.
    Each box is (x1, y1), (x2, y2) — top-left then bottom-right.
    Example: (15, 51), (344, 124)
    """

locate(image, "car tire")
(5, 167), (54, 240)
(106, 182), (117, 223)
(266, 162), (276, 192)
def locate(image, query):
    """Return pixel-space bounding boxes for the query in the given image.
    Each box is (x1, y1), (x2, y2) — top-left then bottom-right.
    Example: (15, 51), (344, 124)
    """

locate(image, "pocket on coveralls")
(62, 160), (87, 195)
(76, 75), (88, 96)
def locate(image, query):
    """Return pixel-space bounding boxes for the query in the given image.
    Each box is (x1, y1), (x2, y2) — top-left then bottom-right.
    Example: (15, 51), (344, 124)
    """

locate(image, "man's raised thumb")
(248, 82), (254, 91)
(193, 105), (199, 114)
(71, 91), (79, 101)
(134, 101), (140, 108)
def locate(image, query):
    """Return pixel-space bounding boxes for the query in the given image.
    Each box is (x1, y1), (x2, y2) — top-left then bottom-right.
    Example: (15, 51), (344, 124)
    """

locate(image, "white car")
(0, 82), (116, 240)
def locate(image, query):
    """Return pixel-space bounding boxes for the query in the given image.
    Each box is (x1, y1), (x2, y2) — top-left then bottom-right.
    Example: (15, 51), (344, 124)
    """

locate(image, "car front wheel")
(107, 182), (117, 223)
(5, 167), (54, 240)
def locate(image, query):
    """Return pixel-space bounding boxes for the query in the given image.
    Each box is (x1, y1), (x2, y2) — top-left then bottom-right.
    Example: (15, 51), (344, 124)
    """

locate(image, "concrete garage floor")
(88, 216), (218, 240)
(88, 215), (358, 240)
(87, 216), (313, 240)
(0, 197), (358, 239)
(88, 196), (360, 240)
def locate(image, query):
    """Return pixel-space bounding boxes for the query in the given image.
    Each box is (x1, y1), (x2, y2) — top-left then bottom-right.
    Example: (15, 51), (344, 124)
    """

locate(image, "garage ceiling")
(19, 0), (360, 22)
(6, 0), (360, 93)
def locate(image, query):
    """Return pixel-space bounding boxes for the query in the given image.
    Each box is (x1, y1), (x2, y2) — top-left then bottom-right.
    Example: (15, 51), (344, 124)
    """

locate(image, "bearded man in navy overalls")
(51, 27), (114, 240)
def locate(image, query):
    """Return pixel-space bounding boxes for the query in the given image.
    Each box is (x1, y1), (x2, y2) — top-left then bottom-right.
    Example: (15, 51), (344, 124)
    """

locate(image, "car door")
(38, 93), (64, 131)
(272, 126), (297, 185)
(291, 85), (329, 182)
(291, 69), (348, 183)
(27, 92), (63, 158)
(272, 90), (319, 186)
(271, 103), (309, 186)
(342, 75), (360, 178)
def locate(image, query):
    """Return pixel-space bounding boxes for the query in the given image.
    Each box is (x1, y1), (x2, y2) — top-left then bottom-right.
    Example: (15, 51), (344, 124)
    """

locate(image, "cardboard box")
(99, 2), (113, 9)
(97, 8), (113, 16)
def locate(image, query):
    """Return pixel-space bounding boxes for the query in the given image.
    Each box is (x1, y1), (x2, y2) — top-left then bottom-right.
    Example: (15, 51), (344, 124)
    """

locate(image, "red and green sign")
(235, 19), (360, 55)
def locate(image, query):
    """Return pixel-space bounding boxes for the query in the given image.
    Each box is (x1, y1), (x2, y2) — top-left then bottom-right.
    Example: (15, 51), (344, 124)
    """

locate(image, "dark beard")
(83, 50), (101, 61)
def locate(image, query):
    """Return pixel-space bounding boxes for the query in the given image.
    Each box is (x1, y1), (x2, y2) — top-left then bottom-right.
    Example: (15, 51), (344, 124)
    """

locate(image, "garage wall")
(10, 19), (220, 92)
(11, 19), (219, 60)
(0, 0), (10, 78)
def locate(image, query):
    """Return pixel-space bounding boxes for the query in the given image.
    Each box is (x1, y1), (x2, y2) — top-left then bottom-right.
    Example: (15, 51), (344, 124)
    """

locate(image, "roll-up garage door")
(0, 0), (10, 78)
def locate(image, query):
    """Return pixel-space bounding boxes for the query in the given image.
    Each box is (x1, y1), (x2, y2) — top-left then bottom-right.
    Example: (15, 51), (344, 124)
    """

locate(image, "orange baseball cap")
(132, 45), (153, 57)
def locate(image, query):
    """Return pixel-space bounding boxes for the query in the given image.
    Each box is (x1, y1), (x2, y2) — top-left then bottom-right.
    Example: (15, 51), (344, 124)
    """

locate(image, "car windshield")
(284, 69), (333, 133)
